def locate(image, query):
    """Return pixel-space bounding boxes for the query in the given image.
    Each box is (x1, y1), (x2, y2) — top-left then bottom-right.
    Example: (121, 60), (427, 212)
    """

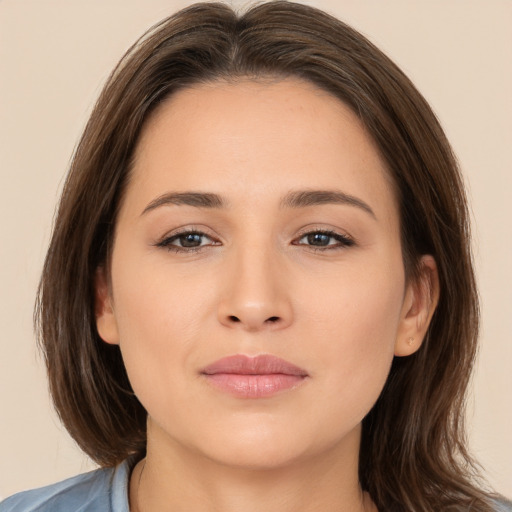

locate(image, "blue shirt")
(1, 459), (511, 511)
(0, 460), (131, 512)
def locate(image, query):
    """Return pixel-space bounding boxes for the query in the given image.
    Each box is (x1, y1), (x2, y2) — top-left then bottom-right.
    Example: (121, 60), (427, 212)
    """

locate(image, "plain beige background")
(1, 0), (511, 501)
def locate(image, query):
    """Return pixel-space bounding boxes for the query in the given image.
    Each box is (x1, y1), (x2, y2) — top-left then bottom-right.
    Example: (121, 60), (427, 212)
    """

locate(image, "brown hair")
(36, 2), (496, 510)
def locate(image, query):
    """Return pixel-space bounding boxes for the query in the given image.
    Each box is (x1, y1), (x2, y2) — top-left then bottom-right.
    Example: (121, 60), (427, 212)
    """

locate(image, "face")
(97, 78), (432, 470)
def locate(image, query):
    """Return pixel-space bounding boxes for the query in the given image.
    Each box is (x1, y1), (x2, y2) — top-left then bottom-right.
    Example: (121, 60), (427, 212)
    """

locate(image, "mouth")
(200, 354), (309, 398)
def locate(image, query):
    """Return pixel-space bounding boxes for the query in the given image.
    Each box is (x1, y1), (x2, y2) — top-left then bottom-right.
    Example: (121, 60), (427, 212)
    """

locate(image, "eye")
(156, 230), (219, 252)
(294, 230), (354, 250)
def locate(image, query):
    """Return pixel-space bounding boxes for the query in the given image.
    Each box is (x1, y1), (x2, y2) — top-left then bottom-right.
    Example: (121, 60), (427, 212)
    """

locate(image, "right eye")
(156, 230), (219, 253)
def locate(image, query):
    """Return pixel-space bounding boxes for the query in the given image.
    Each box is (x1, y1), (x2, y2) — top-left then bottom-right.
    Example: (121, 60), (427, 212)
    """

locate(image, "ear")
(94, 267), (120, 345)
(394, 255), (440, 357)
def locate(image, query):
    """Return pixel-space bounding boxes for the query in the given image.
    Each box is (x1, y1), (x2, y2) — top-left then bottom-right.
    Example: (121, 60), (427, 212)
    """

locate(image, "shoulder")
(494, 497), (512, 512)
(0, 459), (132, 512)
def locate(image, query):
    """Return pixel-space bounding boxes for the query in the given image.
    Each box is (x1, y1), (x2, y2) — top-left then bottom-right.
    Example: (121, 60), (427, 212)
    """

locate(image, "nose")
(217, 244), (293, 332)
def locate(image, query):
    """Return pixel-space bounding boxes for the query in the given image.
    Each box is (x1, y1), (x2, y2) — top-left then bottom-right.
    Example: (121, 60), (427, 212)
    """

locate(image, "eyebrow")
(141, 189), (376, 219)
(280, 190), (376, 219)
(141, 192), (225, 215)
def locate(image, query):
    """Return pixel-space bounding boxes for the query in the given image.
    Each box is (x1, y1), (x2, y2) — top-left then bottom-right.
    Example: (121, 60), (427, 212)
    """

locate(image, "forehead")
(128, 78), (397, 221)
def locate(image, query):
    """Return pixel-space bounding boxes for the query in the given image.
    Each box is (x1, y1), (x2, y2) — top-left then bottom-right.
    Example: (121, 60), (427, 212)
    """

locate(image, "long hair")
(36, 2), (493, 510)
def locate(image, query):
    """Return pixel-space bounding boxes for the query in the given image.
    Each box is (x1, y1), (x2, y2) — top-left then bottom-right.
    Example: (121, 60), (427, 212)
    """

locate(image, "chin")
(191, 421), (356, 472)
(203, 440), (310, 471)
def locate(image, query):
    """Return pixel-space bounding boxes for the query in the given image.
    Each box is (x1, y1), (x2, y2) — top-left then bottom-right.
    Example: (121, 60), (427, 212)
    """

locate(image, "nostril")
(224, 314), (282, 325)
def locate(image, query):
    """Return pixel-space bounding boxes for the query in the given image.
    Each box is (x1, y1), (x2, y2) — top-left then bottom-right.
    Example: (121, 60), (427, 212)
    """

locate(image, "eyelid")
(292, 228), (355, 250)
(153, 225), (355, 253)
(154, 226), (221, 252)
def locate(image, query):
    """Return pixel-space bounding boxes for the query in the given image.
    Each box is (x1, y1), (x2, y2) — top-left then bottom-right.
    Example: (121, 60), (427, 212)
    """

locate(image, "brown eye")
(177, 233), (204, 247)
(306, 233), (332, 246)
(156, 230), (219, 252)
(295, 231), (354, 250)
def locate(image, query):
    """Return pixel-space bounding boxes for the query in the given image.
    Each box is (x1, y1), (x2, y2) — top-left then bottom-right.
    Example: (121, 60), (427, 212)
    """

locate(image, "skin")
(96, 78), (439, 512)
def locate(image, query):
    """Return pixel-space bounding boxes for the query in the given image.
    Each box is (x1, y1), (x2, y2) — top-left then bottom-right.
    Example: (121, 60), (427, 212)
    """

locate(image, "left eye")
(295, 231), (354, 248)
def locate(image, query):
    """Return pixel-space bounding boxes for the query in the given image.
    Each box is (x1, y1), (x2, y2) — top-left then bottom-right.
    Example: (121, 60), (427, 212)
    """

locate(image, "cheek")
(299, 260), (404, 423)
(110, 256), (215, 406)
(299, 254), (404, 342)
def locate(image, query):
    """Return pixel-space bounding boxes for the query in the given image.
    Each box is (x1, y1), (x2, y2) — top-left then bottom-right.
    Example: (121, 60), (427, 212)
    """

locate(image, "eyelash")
(155, 229), (355, 254)
(155, 229), (219, 254)
(293, 230), (355, 251)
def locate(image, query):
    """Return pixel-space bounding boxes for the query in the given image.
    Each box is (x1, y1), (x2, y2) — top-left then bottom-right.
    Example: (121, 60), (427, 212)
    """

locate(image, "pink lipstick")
(201, 354), (308, 398)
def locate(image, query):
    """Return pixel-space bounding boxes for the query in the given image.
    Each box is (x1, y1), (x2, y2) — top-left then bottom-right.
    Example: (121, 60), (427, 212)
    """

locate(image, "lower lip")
(203, 373), (307, 398)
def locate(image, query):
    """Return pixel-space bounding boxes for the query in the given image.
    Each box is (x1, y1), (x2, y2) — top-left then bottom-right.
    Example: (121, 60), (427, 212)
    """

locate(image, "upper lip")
(201, 354), (308, 376)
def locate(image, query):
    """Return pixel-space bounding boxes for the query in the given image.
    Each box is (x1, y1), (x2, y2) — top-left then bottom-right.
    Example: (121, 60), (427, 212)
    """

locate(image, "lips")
(201, 354), (308, 398)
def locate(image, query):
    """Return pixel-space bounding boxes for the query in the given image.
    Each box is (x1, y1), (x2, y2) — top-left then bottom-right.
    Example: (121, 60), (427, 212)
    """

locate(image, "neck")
(129, 423), (376, 512)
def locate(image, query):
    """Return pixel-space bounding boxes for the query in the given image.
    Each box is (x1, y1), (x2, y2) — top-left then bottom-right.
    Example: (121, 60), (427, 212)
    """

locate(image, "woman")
(1, 1), (509, 511)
